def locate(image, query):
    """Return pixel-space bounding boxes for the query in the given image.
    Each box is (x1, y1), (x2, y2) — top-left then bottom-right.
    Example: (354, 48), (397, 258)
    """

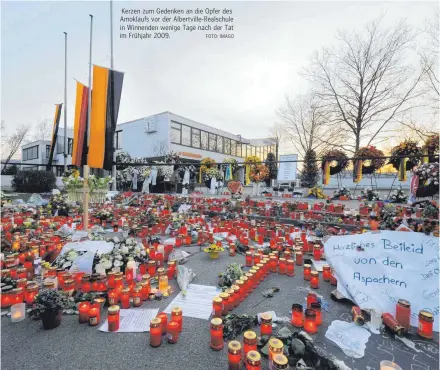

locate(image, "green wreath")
(389, 140), (422, 171)
(423, 134), (439, 163)
(321, 149), (349, 175)
(355, 146), (386, 174)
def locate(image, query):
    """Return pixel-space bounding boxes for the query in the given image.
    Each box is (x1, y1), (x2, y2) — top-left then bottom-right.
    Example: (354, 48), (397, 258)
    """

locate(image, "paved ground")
(2, 244), (438, 370)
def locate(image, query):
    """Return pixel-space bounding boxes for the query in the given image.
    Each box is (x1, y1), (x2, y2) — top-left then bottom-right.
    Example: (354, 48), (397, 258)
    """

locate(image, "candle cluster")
(149, 307), (183, 347)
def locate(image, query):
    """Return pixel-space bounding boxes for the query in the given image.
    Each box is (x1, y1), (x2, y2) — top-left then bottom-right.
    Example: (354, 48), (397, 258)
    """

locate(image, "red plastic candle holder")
(304, 309), (317, 334)
(303, 264), (311, 281)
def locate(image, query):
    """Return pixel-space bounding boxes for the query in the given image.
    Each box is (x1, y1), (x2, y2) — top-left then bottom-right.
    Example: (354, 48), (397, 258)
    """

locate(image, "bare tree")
(420, 10), (439, 115)
(304, 17), (424, 153)
(152, 139), (169, 157)
(1, 123), (30, 174)
(31, 119), (53, 141)
(277, 93), (346, 158)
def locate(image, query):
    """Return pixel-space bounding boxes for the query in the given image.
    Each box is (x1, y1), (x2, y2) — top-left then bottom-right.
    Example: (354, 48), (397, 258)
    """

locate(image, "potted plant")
(203, 244), (225, 259)
(34, 289), (68, 330)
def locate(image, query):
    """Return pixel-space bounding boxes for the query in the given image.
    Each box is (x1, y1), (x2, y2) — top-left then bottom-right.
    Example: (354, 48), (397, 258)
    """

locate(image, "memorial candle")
(253, 253), (261, 265)
(147, 260), (156, 276)
(243, 330), (257, 357)
(231, 285), (240, 308)
(107, 305), (120, 332)
(171, 306), (183, 332)
(313, 245), (322, 261)
(278, 258), (286, 275)
(140, 279), (150, 301)
(78, 301), (91, 323)
(167, 321), (179, 344)
(120, 288), (130, 309)
(156, 312), (168, 335)
(291, 304), (303, 328)
(311, 302), (322, 325)
(330, 273), (337, 286)
(322, 265), (331, 281)
(246, 351), (261, 370)
(25, 284), (38, 306)
(383, 313), (405, 337)
(256, 263), (264, 282)
(150, 318), (162, 347)
(108, 290), (119, 306)
(269, 256), (277, 273)
(295, 252), (303, 266)
(307, 292), (318, 309)
(88, 307), (99, 326)
(303, 264), (311, 281)
(417, 311), (433, 339)
(235, 280), (245, 303)
(395, 299), (411, 331)
(132, 287), (142, 307)
(286, 259), (295, 276)
(310, 271), (319, 289)
(304, 309), (317, 334)
(260, 312), (273, 336)
(81, 275), (91, 293)
(273, 354), (289, 370)
(212, 296), (223, 318)
(229, 243), (236, 257)
(210, 318), (224, 351)
(167, 261), (176, 280)
(268, 338), (284, 369)
(227, 341), (242, 370)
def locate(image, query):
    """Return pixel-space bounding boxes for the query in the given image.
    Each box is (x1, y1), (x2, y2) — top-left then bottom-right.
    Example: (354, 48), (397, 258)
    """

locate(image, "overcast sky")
(1, 1), (437, 150)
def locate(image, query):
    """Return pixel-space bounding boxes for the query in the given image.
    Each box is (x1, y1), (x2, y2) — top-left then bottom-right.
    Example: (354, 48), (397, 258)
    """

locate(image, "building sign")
(179, 152), (202, 159)
(277, 154), (298, 182)
(324, 231), (439, 331)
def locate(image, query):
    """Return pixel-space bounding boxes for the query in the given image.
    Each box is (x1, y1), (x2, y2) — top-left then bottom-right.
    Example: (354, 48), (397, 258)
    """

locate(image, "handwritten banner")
(324, 231), (439, 331)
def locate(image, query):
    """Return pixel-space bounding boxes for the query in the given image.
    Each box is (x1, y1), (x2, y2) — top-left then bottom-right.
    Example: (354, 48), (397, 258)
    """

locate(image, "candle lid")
(213, 296), (222, 303)
(246, 350), (261, 364)
(292, 303), (303, 312)
(322, 264), (330, 269)
(304, 264), (311, 268)
(311, 302), (321, 310)
(150, 317), (161, 327)
(304, 309), (316, 318)
(279, 258), (286, 262)
(148, 260), (156, 265)
(295, 251), (303, 255)
(211, 317), (222, 326)
(286, 259), (294, 263)
(121, 288), (130, 294)
(142, 274), (151, 281)
(115, 272), (124, 278)
(172, 307), (182, 315)
(269, 338), (283, 349)
(240, 276), (248, 282)
(219, 292), (229, 299)
(311, 271), (319, 277)
(167, 320), (178, 328)
(64, 279), (74, 285)
(43, 281), (55, 288)
(243, 330), (257, 340)
(273, 354), (288, 368)
(81, 275), (91, 282)
(107, 271), (116, 277)
(134, 286), (142, 293)
(225, 288), (234, 295)
(235, 280), (244, 286)
(419, 310), (434, 321)
(398, 299), (410, 308)
(260, 312), (272, 323)
(228, 340), (242, 354)
(157, 268), (165, 275)
(108, 305), (120, 312)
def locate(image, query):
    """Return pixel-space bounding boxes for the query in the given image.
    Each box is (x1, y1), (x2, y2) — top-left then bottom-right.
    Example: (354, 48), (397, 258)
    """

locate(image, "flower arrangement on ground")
(332, 187), (351, 199)
(413, 162), (439, 197)
(47, 193), (69, 216)
(250, 164), (269, 183)
(222, 157), (239, 180)
(203, 243), (225, 259)
(321, 149), (349, 175)
(361, 187), (380, 201)
(62, 169), (84, 190)
(354, 146), (386, 174)
(389, 140), (423, 171)
(33, 289), (69, 329)
(388, 186), (408, 203)
(308, 186), (326, 199)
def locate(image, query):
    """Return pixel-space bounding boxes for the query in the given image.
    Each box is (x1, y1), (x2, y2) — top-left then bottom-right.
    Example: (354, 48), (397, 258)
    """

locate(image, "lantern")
(295, 252), (303, 266)
(278, 258), (286, 274)
(310, 271), (319, 289)
(260, 312), (272, 336)
(156, 312), (168, 335)
(322, 265), (331, 281)
(210, 317), (224, 351)
(303, 264), (311, 281)
(313, 245), (322, 261)
(150, 318), (162, 347)
(291, 304), (303, 328)
(78, 301), (91, 323)
(212, 296), (223, 318)
(417, 310), (434, 339)
(120, 288), (131, 309)
(246, 351), (261, 370)
(311, 302), (322, 325)
(227, 341), (242, 370)
(286, 259), (295, 276)
(304, 309), (317, 334)
(243, 330), (257, 357)
(395, 299), (411, 331)
(245, 252), (253, 267)
(171, 306), (183, 332)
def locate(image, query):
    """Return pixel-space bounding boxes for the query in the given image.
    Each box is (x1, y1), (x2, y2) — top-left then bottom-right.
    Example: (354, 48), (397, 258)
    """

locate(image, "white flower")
(103, 260), (113, 270)
(66, 251), (79, 261)
(121, 246), (129, 254)
(115, 254), (123, 260)
(114, 260), (122, 267)
(140, 250), (146, 256)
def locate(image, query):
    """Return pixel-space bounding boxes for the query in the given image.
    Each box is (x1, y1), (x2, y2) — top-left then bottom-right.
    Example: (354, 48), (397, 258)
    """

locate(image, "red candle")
(78, 301), (91, 323)
(291, 304), (303, 327)
(310, 271), (319, 289)
(231, 285), (240, 308)
(120, 288), (130, 309)
(220, 292), (230, 315)
(245, 252), (253, 267)
(81, 275), (91, 293)
(25, 284), (38, 306)
(383, 313), (405, 337)
(210, 317), (224, 351)
(125, 268), (134, 283)
(286, 259), (295, 276)
(307, 292), (318, 309)
(311, 302), (322, 325)
(167, 321), (179, 344)
(246, 351), (261, 370)
(243, 330), (257, 357)
(295, 252), (303, 266)
(260, 312), (272, 336)
(167, 261), (176, 280)
(171, 306), (183, 332)
(330, 273), (337, 286)
(417, 310), (434, 339)
(147, 261), (156, 276)
(278, 258), (287, 274)
(322, 265), (331, 281)
(253, 253), (261, 265)
(226, 288), (235, 310)
(304, 309), (317, 334)
(269, 256), (277, 273)
(395, 299), (411, 331)
(212, 296), (223, 318)
(150, 318), (162, 347)
(228, 341), (242, 370)
(156, 312), (168, 335)
(303, 264), (311, 281)
(108, 289), (119, 306)
(141, 279), (151, 301)
(313, 245), (322, 261)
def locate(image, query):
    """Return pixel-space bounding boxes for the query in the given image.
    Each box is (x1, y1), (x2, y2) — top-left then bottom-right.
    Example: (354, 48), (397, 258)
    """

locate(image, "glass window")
(191, 128), (201, 148)
(247, 145), (252, 158)
(256, 147), (261, 160)
(68, 138), (73, 155)
(171, 122), (181, 144)
(116, 131), (122, 149)
(217, 136), (223, 153)
(46, 145), (51, 158)
(201, 131), (208, 150)
(209, 133), (216, 151)
(23, 145), (39, 160)
(182, 125), (191, 146)
(56, 136), (64, 154)
(224, 138), (231, 155)
(236, 143), (242, 157)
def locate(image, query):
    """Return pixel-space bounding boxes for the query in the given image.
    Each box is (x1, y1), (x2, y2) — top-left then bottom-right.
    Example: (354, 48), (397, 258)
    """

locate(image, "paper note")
(99, 309), (159, 332)
(312, 260), (327, 272)
(325, 320), (370, 358)
(164, 284), (220, 320)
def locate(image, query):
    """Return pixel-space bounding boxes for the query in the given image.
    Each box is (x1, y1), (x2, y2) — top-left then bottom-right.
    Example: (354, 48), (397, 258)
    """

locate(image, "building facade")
(116, 111), (277, 163)
(21, 128), (74, 176)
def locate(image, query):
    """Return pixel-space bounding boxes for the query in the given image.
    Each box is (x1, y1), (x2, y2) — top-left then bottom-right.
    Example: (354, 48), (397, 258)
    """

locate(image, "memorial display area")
(1, 193), (438, 370)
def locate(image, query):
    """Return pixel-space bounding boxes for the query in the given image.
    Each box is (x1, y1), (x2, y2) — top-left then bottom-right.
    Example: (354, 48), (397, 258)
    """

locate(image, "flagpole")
(83, 14), (93, 232)
(63, 32), (68, 174)
(110, 0), (117, 191)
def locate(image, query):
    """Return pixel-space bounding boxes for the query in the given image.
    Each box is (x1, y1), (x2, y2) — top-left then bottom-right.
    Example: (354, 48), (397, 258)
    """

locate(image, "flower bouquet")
(308, 186), (326, 199)
(203, 244), (225, 259)
(33, 289), (69, 330)
(389, 140), (423, 172)
(413, 162), (439, 197)
(388, 186), (408, 203)
(361, 187), (380, 201)
(332, 187), (351, 200)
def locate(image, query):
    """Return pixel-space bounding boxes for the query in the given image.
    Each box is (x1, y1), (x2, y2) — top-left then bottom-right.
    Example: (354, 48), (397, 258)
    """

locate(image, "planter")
(41, 310), (62, 330)
(90, 189), (108, 204)
(209, 252), (219, 259)
(66, 189), (84, 203)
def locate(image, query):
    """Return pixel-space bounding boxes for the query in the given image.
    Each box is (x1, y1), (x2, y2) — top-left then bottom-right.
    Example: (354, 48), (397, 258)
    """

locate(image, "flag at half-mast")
(46, 103), (63, 170)
(88, 65), (124, 171)
(72, 81), (89, 167)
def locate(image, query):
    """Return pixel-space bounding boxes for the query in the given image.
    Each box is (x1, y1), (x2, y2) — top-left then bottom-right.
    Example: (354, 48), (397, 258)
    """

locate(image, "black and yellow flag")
(72, 82), (89, 167)
(88, 65), (124, 171)
(46, 103), (63, 170)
